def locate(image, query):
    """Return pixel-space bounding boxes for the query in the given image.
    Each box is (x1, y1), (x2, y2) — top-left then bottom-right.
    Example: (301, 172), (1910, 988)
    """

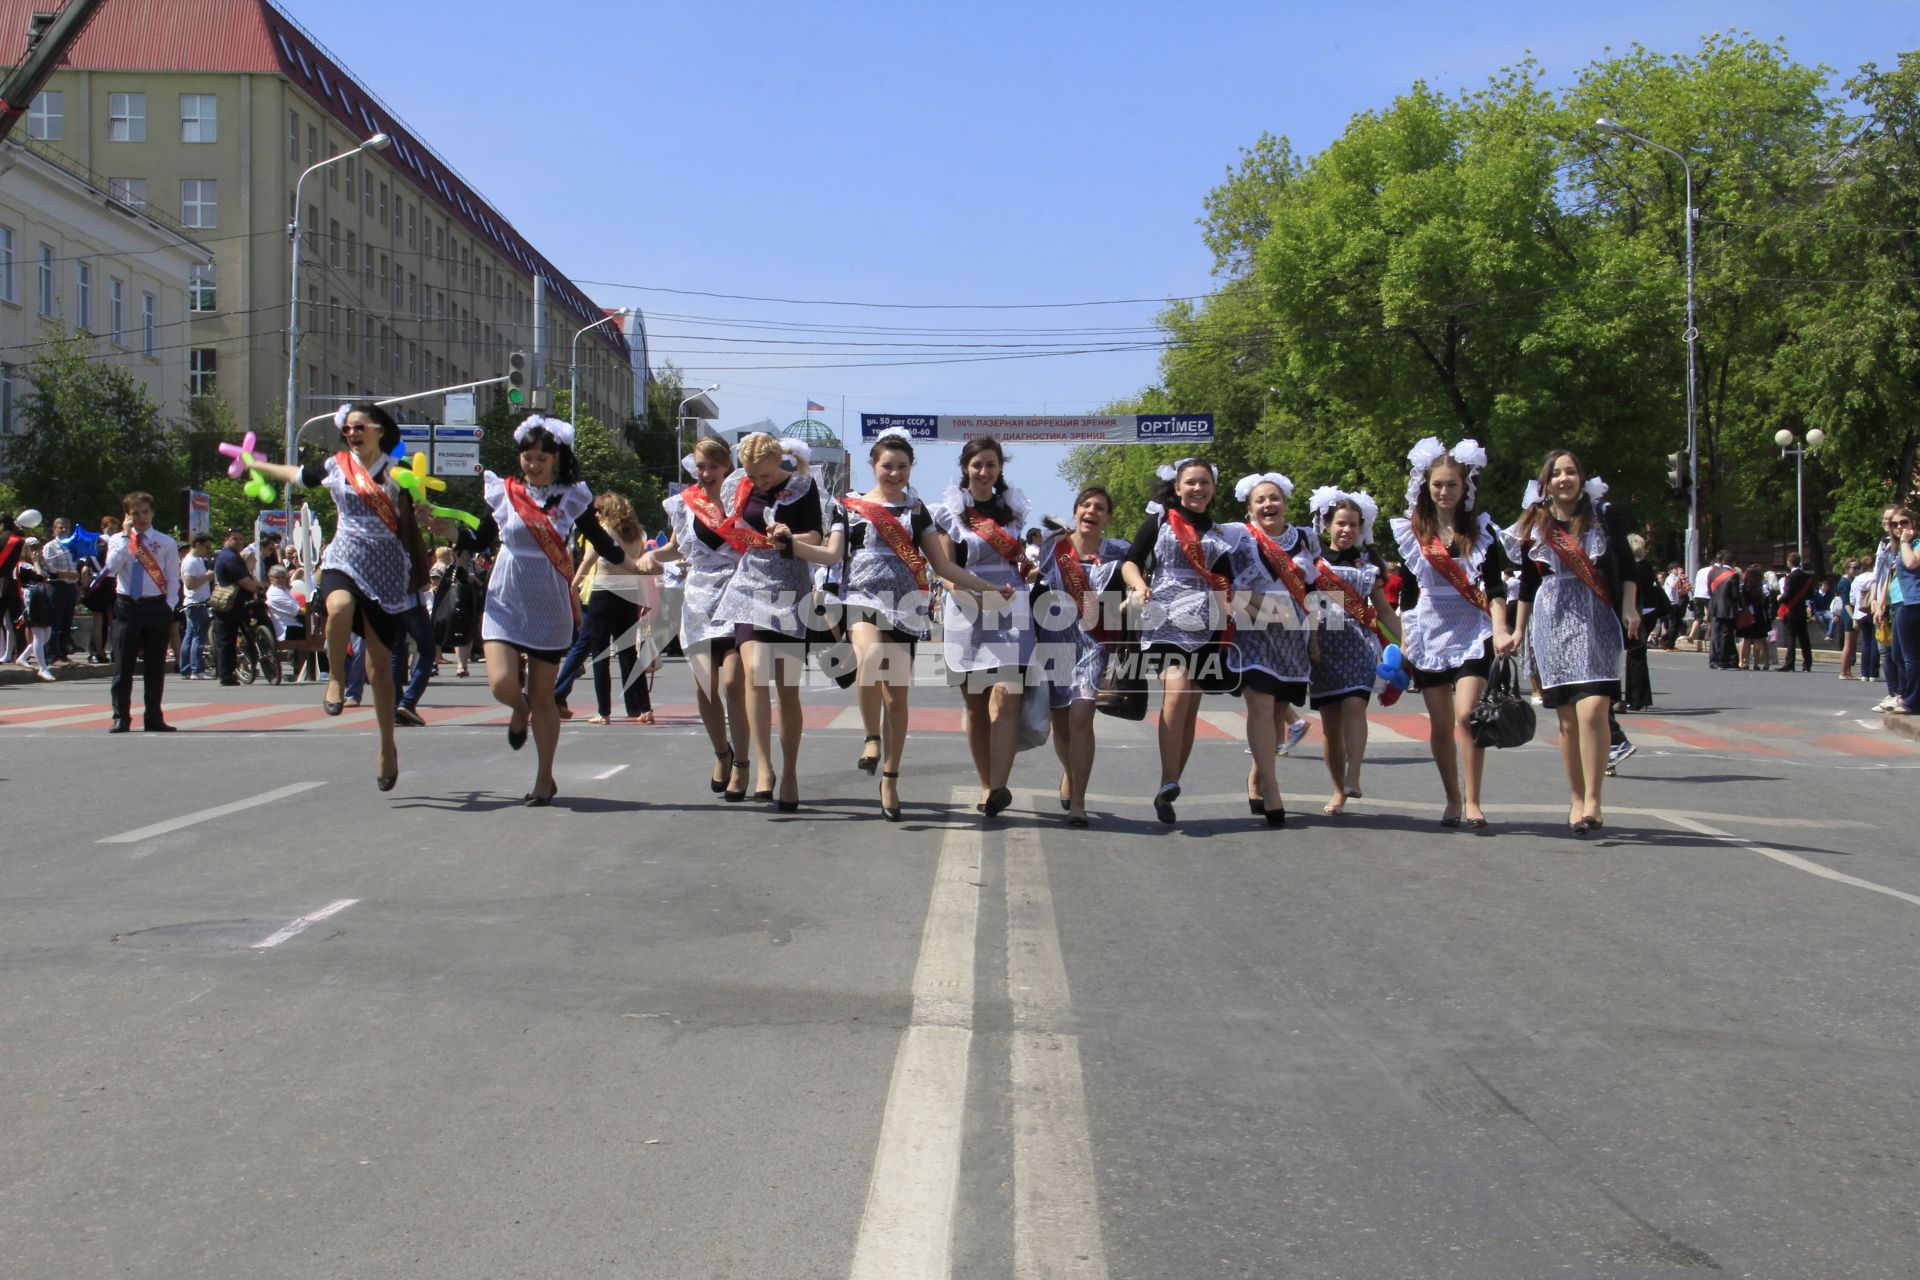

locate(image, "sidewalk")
(0, 660), (116, 689)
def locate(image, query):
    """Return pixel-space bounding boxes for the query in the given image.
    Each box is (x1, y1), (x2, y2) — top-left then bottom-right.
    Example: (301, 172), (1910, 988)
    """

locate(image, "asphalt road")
(1, 652), (1915, 1279)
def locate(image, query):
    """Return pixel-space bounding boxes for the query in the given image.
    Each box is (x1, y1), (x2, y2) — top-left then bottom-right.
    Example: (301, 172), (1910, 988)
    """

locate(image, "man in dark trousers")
(103, 492), (181, 733)
(211, 526), (260, 686)
(1775, 551), (1816, 672)
(1707, 549), (1742, 669)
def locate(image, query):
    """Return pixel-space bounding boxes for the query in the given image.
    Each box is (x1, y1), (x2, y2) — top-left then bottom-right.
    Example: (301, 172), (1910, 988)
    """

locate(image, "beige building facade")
(2, 0), (635, 455)
(0, 135), (209, 440)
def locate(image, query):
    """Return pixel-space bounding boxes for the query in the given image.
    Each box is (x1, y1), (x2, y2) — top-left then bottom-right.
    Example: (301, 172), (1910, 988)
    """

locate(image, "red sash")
(683, 483), (771, 553)
(961, 506), (1028, 575)
(1777, 572), (1813, 619)
(1420, 532), (1490, 613)
(506, 478), (582, 626)
(1313, 557), (1382, 636)
(337, 450), (401, 536)
(1539, 521), (1614, 609)
(843, 495), (929, 590)
(1050, 536), (1112, 641)
(1166, 508), (1234, 643)
(128, 531), (169, 600)
(1247, 524), (1311, 610)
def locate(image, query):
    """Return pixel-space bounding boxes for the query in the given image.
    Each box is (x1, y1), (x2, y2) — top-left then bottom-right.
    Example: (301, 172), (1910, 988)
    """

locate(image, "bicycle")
(238, 618), (282, 685)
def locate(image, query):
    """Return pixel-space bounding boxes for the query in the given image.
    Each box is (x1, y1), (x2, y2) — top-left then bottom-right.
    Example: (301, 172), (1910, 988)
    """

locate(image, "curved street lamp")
(569, 308), (633, 428)
(283, 131), (391, 504)
(1775, 427), (1826, 561)
(1597, 117), (1698, 577)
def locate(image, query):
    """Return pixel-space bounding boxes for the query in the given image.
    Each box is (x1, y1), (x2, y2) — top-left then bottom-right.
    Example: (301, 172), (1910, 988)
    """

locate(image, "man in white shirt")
(264, 566), (301, 641)
(1688, 560), (1714, 652)
(104, 491), (182, 733)
(179, 533), (214, 678)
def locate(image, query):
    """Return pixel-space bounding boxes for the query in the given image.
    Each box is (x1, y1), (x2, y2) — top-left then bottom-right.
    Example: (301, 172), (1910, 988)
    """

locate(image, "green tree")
(2, 329), (182, 528)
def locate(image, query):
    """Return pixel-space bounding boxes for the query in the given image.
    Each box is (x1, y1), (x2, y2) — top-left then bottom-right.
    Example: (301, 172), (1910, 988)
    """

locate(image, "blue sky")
(301, 0), (1912, 522)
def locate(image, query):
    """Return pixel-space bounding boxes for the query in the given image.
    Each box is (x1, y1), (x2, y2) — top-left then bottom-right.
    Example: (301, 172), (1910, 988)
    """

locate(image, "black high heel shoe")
(524, 785), (558, 807)
(710, 747), (734, 794)
(982, 786), (1013, 818)
(880, 771), (902, 822)
(1263, 805), (1287, 829)
(856, 736), (882, 775)
(506, 709), (528, 751)
(776, 776), (800, 814)
(1247, 797), (1262, 816)
(1153, 782), (1180, 825)
(724, 761), (749, 803)
(753, 788), (774, 803)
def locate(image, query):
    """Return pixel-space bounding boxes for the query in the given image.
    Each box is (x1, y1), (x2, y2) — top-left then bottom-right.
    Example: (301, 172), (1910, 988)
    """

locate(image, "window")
(180, 179), (218, 228)
(362, 247), (372, 290)
(37, 244), (55, 316)
(346, 308), (357, 351)
(189, 349), (217, 396)
(0, 226), (13, 303)
(27, 91), (61, 140)
(109, 177), (147, 207)
(328, 296), (339, 341)
(307, 124), (317, 163)
(109, 278), (124, 344)
(378, 182), (388, 227)
(108, 92), (145, 142)
(344, 158), (354, 202)
(379, 254), (389, 300)
(436, 291), (445, 329)
(345, 231), (356, 273)
(407, 272), (416, 313)
(363, 314), (372, 362)
(328, 374), (340, 401)
(378, 325), (388, 371)
(142, 292), (155, 355)
(363, 182), (372, 217)
(406, 202), (416, 248)
(180, 94), (217, 143)
(289, 109), (300, 161)
(434, 223), (445, 262)
(189, 263), (215, 312)
(1, 362), (15, 432)
(305, 285), (316, 332)
(75, 262), (91, 330)
(327, 142), (338, 187)
(328, 219), (340, 267)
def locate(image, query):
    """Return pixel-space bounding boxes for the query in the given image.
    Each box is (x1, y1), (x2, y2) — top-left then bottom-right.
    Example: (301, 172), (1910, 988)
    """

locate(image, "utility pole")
(531, 275), (546, 412)
(0, 0), (109, 145)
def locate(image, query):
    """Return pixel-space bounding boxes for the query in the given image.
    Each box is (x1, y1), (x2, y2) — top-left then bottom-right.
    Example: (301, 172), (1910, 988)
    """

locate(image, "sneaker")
(1606, 741), (1636, 776)
(36, 668), (56, 682)
(1278, 719), (1309, 756)
(1874, 695), (1899, 712)
(394, 705), (425, 727)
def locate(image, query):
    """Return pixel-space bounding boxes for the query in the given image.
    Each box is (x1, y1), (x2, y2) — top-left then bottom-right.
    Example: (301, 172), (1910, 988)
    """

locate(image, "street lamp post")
(1596, 118), (1698, 579)
(569, 308), (633, 427)
(677, 384), (720, 461)
(284, 131), (391, 504)
(1774, 427), (1826, 561)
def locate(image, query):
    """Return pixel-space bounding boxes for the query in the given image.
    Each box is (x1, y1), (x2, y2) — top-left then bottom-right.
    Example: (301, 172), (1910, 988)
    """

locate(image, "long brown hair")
(1516, 448), (1594, 546)
(595, 492), (643, 544)
(1409, 455), (1481, 556)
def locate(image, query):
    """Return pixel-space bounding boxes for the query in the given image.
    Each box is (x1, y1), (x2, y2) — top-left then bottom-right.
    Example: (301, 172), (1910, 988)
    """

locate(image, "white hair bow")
(779, 437), (811, 466)
(1405, 435), (1486, 511)
(1144, 500), (1165, 515)
(1156, 464), (1178, 482)
(1350, 491), (1380, 546)
(515, 414), (575, 449)
(871, 427), (914, 447)
(680, 453), (700, 481)
(1233, 472), (1293, 504)
(334, 404), (353, 429)
(1522, 479), (1545, 509)
(1584, 475), (1609, 503)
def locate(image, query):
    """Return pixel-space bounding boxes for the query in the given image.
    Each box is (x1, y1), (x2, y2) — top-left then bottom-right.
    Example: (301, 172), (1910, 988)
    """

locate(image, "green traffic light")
(508, 388), (524, 405)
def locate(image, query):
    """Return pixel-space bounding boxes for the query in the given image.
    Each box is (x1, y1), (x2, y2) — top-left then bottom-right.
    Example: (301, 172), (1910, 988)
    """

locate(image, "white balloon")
(16, 508), (43, 529)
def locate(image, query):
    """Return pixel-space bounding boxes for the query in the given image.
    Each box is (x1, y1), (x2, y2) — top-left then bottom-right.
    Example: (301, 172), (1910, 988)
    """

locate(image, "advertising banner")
(860, 413), (1212, 445)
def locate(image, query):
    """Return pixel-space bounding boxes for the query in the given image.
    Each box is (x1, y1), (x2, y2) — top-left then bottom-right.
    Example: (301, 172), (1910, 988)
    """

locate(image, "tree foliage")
(1069, 32), (1898, 570)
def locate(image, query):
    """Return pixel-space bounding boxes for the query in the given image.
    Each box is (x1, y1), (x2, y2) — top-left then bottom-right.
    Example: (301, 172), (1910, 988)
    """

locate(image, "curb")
(0, 663), (117, 688)
(1884, 712), (1920, 743)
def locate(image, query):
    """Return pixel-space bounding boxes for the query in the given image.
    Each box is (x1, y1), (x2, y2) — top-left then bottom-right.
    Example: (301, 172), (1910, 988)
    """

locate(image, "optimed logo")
(1135, 414), (1213, 439)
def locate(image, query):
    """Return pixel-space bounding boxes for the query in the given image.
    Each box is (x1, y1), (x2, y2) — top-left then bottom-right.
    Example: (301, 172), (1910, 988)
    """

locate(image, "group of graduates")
(42, 407), (1646, 836)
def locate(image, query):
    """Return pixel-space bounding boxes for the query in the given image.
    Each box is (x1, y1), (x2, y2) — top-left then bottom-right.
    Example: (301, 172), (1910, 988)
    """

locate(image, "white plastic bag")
(1017, 679), (1052, 752)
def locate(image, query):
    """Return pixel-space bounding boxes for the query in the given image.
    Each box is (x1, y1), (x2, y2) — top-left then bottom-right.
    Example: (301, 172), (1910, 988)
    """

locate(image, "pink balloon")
(218, 430), (259, 479)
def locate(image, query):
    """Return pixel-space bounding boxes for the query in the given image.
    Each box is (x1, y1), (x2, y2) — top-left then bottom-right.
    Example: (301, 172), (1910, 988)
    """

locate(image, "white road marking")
(1656, 813), (1920, 909)
(849, 791), (981, 1280)
(1004, 826), (1109, 1280)
(592, 763), (630, 781)
(252, 898), (360, 949)
(98, 781), (328, 845)
(1, 701), (210, 730)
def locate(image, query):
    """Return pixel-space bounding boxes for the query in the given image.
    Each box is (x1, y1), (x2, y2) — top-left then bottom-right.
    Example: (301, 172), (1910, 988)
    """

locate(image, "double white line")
(848, 794), (1107, 1278)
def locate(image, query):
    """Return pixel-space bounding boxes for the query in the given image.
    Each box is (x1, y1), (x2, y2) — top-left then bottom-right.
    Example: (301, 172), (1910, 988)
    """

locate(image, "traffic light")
(1666, 449), (1690, 499)
(506, 350), (528, 406)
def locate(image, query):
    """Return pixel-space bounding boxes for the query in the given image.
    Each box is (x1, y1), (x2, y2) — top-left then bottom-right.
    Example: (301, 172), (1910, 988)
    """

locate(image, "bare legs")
(323, 590), (356, 707)
(1243, 689), (1286, 814)
(742, 638), (804, 804)
(961, 677), (1020, 806)
(1049, 700), (1097, 819)
(850, 623), (912, 812)
(690, 642), (748, 789)
(1321, 697), (1369, 814)
(1422, 675), (1489, 822)
(364, 629), (397, 786)
(1155, 664), (1201, 788)
(483, 641), (559, 801)
(1555, 694), (1611, 826)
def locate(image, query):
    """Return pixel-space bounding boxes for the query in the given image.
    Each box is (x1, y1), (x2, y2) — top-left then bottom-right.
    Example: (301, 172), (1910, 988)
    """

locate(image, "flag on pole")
(806, 400), (825, 413)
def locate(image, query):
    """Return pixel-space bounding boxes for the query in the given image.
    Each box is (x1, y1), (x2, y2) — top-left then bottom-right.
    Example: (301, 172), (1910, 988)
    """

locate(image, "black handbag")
(1093, 604), (1148, 721)
(1466, 656), (1536, 749)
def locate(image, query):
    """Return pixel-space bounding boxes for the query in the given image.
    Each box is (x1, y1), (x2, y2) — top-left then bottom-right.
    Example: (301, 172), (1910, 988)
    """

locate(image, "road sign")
(430, 424), (484, 476)
(859, 413), (1213, 444)
(445, 392), (476, 426)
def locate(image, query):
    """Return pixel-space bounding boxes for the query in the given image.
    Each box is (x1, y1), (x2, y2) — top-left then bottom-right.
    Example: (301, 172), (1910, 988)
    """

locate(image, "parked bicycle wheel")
(249, 624), (283, 686)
